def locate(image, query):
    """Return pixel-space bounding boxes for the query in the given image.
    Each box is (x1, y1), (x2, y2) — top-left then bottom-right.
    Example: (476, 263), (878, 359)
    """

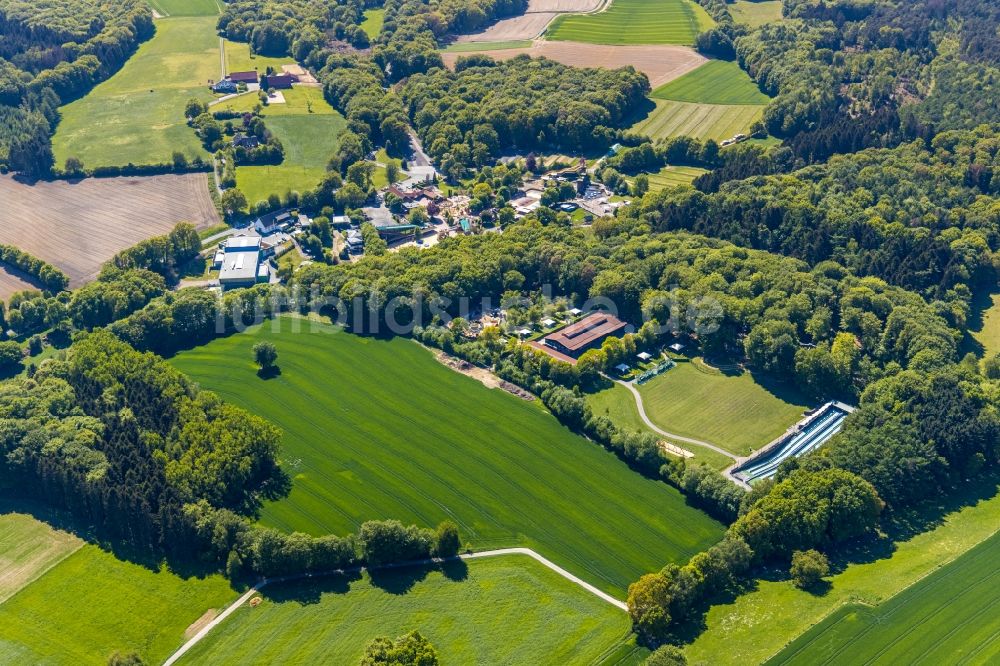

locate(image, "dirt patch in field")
(184, 608), (219, 639)
(454, 0), (603, 42)
(442, 41), (706, 88)
(0, 173), (220, 287)
(435, 350), (535, 400)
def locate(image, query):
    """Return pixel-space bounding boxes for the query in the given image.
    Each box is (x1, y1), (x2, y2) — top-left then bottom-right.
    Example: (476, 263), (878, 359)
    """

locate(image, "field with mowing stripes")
(652, 60), (770, 105)
(631, 165), (707, 191)
(0, 516), (235, 664)
(546, 0), (714, 45)
(170, 317), (724, 597)
(146, 0), (221, 16)
(180, 555), (646, 664)
(768, 529), (1000, 665)
(635, 358), (809, 456)
(632, 100), (765, 142)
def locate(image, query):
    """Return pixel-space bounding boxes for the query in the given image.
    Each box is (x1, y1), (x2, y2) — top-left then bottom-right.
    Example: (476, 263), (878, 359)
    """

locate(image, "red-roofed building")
(228, 71), (259, 84)
(538, 312), (628, 361)
(265, 74), (296, 89)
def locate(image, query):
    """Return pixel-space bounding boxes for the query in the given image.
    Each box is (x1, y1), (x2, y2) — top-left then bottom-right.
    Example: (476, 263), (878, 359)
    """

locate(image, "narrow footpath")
(162, 547), (626, 666)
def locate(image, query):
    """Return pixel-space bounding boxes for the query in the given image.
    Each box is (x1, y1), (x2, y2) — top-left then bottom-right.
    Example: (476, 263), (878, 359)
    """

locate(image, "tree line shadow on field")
(258, 558), (470, 606)
(663, 468), (1000, 647)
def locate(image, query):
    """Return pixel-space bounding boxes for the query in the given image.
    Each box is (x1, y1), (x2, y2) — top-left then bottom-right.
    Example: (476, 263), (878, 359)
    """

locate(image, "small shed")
(615, 363), (630, 374)
(568, 307), (583, 316)
(517, 328), (532, 337)
(668, 342), (685, 353)
(541, 318), (556, 328)
(637, 352), (653, 362)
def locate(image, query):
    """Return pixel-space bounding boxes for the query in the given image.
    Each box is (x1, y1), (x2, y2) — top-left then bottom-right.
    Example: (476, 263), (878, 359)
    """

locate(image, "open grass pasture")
(146, 0), (221, 16)
(632, 99), (765, 142)
(769, 528), (1000, 665)
(222, 39), (290, 76)
(361, 8), (385, 38)
(730, 0), (784, 27)
(0, 523), (235, 664)
(687, 474), (1000, 664)
(170, 317), (724, 597)
(967, 291), (1000, 358)
(546, 0), (714, 45)
(229, 89), (346, 204)
(0, 512), (82, 604)
(652, 59), (770, 105)
(52, 15), (219, 169)
(0, 173), (219, 287)
(180, 555), (643, 664)
(636, 358), (809, 455)
(630, 164), (707, 191)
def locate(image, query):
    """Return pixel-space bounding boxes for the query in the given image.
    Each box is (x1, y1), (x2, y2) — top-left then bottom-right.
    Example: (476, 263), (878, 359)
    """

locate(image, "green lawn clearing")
(225, 88), (346, 204)
(632, 99), (765, 142)
(628, 164), (707, 192)
(222, 39), (291, 76)
(652, 60), (770, 105)
(730, 0), (784, 28)
(969, 292), (1000, 358)
(0, 529), (235, 664)
(687, 475), (1000, 665)
(361, 8), (385, 39)
(769, 528), (1000, 665)
(442, 39), (534, 52)
(180, 554), (644, 664)
(546, 0), (714, 45)
(635, 358), (809, 456)
(0, 510), (82, 604)
(146, 0), (221, 16)
(52, 14), (219, 169)
(170, 317), (724, 597)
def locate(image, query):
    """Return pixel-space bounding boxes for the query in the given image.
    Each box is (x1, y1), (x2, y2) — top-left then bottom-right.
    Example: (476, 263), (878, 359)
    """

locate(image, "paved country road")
(162, 547), (626, 665)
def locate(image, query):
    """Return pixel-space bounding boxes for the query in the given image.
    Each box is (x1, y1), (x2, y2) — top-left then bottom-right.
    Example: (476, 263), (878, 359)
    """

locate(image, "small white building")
(637, 352), (653, 362)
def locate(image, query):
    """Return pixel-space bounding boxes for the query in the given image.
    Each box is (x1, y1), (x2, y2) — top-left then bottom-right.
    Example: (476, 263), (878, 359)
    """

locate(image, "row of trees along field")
(0, 0), (153, 176)
(0, 328), (462, 580)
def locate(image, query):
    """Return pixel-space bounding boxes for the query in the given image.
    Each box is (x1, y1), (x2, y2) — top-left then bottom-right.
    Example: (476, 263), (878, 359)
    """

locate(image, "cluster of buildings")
(211, 69), (302, 94)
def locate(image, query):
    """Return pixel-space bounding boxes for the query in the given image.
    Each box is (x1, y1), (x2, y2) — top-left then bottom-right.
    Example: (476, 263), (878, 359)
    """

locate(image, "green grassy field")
(634, 358), (809, 455)
(223, 39), (291, 76)
(652, 60), (770, 105)
(170, 317), (724, 597)
(628, 164), (707, 192)
(970, 292), (1000, 358)
(686, 475), (1000, 664)
(180, 554), (645, 664)
(546, 0), (714, 45)
(224, 88), (347, 204)
(632, 99), (765, 142)
(52, 15), (219, 168)
(442, 39), (534, 52)
(769, 527), (1000, 665)
(0, 525), (235, 664)
(361, 8), (385, 39)
(730, 0), (784, 27)
(146, 0), (221, 16)
(0, 511), (81, 603)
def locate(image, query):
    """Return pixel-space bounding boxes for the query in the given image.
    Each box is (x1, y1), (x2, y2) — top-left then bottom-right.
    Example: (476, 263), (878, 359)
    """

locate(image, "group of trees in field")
(0, 0), (153, 176)
(218, 0), (370, 55)
(362, 631), (439, 666)
(104, 222), (201, 282)
(187, 100), (285, 165)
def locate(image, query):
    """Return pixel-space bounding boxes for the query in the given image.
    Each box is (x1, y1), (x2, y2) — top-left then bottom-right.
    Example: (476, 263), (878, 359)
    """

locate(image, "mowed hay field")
(546, 0), (714, 45)
(171, 317), (724, 596)
(441, 42), (706, 89)
(52, 13), (219, 169)
(181, 555), (643, 664)
(631, 164), (707, 191)
(730, 0), (784, 28)
(453, 0), (603, 43)
(0, 174), (219, 286)
(635, 359), (809, 455)
(768, 528), (1000, 666)
(633, 100), (765, 142)
(218, 88), (347, 204)
(146, 0), (221, 16)
(0, 511), (81, 604)
(0, 516), (235, 664)
(652, 60), (770, 105)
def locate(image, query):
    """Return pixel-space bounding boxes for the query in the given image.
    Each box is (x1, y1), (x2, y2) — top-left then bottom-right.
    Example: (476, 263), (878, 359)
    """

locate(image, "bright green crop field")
(632, 99), (765, 142)
(180, 554), (646, 664)
(546, 0), (714, 45)
(0, 523), (235, 664)
(170, 317), (724, 597)
(52, 14), (219, 169)
(652, 60), (770, 105)
(768, 529), (1000, 665)
(635, 358), (809, 456)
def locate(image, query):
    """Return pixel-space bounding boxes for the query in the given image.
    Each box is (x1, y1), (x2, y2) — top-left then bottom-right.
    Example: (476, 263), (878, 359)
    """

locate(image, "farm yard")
(441, 42), (706, 88)
(51, 11), (220, 169)
(0, 174), (218, 287)
(217, 87), (347, 204)
(0, 514), (235, 664)
(633, 357), (809, 456)
(730, 0), (784, 28)
(545, 0), (714, 45)
(179, 555), (642, 664)
(170, 317), (725, 597)
(452, 0), (603, 43)
(632, 100), (765, 142)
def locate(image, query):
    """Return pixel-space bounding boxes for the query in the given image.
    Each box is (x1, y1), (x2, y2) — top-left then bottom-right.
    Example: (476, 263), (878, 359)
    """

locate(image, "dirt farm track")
(0, 173), (219, 288)
(441, 41), (706, 88)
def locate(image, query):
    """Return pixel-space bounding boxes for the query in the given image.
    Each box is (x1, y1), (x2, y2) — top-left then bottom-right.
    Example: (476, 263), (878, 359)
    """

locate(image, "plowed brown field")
(454, 0), (604, 42)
